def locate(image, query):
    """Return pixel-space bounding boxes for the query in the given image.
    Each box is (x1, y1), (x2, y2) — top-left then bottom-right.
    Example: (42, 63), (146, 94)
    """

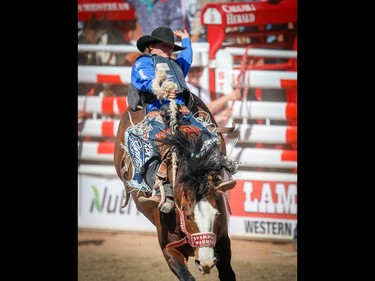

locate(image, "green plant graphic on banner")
(91, 186), (102, 212)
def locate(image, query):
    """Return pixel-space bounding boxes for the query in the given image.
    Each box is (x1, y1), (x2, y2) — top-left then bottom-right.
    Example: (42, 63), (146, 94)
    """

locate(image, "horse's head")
(161, 125), (237, 274)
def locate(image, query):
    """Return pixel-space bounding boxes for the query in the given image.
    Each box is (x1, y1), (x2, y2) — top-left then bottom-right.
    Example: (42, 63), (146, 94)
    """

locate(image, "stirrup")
(138, 195), (162, 209)
(160, 198), (175, 214)
(138, 195), (161, 203)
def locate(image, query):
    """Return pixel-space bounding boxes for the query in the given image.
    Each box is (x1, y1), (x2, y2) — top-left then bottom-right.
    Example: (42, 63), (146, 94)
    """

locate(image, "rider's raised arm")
(130, 55), (156, 94)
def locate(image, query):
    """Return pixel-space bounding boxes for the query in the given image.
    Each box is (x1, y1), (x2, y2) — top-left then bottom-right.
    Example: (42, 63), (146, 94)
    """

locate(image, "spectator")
(128, 0), (184, 37)
(127, 27), (237, 213)
(181, 0), (197, 34)
(186, 52), (242, 126)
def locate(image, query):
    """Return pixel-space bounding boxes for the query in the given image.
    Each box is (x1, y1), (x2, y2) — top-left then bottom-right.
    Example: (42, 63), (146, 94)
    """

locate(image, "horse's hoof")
(160, 198), (175, 214)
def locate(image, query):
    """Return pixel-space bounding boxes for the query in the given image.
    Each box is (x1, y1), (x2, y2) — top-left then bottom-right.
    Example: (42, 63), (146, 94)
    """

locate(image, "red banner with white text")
(228, 172), (297, 240)
(78, 0), (135, 21)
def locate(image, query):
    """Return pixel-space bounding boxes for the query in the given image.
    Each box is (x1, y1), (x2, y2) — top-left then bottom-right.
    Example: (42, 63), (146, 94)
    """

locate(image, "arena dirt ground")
(78, 230), (297, 281)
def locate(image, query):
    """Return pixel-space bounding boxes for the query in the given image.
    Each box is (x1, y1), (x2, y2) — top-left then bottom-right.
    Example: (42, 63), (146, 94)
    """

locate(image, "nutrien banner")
(78, 174), (155, 232)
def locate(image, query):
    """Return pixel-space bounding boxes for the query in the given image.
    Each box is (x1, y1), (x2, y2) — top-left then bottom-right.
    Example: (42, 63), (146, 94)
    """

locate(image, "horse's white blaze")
(195, 200), (218, 260)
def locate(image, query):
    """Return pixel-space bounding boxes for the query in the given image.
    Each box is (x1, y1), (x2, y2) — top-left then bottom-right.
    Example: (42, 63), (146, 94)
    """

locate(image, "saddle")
(118, 93), (236, 209)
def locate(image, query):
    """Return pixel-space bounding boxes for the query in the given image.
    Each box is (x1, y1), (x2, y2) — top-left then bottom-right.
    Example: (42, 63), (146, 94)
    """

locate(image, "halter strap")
(166, 197), (216, 248)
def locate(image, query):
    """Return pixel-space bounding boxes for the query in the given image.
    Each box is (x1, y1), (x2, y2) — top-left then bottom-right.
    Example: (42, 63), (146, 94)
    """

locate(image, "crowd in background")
(78, 0), (290, 125)
(78, 0), (247, 122)
(78, 0), (297, 172)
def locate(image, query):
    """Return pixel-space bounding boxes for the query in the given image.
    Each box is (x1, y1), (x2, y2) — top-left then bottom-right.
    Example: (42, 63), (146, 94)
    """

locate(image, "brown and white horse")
(114, 99), (237, 281)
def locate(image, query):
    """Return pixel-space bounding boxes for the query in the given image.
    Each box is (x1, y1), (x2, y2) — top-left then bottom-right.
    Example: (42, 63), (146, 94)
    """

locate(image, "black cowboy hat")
(136, 27), (186, 53)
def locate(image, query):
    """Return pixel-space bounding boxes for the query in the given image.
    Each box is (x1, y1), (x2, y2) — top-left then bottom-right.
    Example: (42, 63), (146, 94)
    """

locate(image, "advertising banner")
(228, 171), (297, 240)
(78, 171), (297, 241)
(78, 174), (155, 232)
(78, 0), (135, 21)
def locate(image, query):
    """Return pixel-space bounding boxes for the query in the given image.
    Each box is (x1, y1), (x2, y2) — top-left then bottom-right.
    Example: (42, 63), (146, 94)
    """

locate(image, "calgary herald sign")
(202, 0), (297, 27)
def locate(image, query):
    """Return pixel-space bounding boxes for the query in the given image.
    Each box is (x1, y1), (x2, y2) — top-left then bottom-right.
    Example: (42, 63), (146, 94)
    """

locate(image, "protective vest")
(152, 55), (190, 93)
(128, 54), (190, 111)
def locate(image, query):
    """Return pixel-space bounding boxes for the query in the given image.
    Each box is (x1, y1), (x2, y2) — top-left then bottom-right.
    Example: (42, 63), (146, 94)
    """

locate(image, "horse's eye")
(215, 212), (221, 218)
(185, 212), (194, 221)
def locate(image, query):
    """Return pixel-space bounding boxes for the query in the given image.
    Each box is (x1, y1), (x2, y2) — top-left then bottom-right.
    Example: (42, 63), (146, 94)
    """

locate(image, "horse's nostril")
(196, 258), (216, 274)
(195, 260), (205, 274)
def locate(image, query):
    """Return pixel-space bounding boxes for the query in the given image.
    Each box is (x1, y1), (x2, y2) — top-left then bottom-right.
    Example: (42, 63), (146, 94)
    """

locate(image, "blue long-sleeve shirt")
(130, 38), (193, 113)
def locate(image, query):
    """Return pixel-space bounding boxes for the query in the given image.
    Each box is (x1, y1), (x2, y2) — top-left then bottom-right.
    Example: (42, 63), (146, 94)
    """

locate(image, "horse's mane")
(157, 125), (237, 200)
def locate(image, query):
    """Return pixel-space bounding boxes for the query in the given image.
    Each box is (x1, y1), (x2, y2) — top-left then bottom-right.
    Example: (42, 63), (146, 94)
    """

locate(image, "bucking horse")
(114, 93), (238, 281)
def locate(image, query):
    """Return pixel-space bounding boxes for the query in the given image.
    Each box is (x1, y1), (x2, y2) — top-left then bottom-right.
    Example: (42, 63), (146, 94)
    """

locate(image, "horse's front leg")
(214, 234), (236, 281)
(162, 247), (196, 281)
(153, 213), (195, 280)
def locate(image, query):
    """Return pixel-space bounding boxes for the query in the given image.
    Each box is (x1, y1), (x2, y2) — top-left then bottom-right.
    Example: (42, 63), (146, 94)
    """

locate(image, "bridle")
(166, 193), (217, 249)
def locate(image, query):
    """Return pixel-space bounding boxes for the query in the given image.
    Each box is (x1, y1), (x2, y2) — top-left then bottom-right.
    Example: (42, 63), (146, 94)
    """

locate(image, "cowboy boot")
(216, 178), (237, 190)
(140, 160), (175, 213)
(153, 157), (175, 214)
(213, 154), (238, 190)
(141, 180), (174, 214)
(158, 183), (174, 214)
(138, 160), (162, 204)
(211, 174), (237, 190)
(153, 175), (174, 214)
(139, 196), (174, 213)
